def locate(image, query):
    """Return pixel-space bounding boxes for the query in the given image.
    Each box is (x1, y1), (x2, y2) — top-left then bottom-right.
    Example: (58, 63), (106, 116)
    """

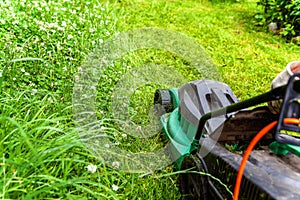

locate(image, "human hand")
(268, 60), (300, 114)
(290, 60), (300, 73)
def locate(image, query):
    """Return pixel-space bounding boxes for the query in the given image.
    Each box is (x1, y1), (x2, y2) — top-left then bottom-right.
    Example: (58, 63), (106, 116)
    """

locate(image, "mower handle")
(194, 79), (299, 141)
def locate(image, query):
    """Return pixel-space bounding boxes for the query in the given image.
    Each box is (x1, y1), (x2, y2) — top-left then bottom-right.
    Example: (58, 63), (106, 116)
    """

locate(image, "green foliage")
(256, 0), (300, 40)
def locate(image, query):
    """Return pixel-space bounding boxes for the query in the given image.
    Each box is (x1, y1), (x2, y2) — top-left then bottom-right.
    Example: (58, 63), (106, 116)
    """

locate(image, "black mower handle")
(195, 78), (300, 141)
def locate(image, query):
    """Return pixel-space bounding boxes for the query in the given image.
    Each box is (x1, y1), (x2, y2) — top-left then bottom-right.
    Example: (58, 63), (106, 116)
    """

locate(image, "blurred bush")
(256, 0), (300, 43)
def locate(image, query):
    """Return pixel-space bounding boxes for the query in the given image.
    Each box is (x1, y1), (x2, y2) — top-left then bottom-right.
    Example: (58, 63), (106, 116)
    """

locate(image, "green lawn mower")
(154, 73), (300, 200)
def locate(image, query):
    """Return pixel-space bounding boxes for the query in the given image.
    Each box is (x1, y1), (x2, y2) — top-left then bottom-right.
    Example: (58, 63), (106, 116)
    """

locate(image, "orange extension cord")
(233, 118), (300, 200)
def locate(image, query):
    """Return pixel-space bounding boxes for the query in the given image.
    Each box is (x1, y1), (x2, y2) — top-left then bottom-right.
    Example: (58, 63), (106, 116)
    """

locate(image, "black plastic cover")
(178, 80), (239, 135)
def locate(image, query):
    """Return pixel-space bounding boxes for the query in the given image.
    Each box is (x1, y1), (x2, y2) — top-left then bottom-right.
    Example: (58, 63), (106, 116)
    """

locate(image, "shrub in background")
(256, 0), (300, 42)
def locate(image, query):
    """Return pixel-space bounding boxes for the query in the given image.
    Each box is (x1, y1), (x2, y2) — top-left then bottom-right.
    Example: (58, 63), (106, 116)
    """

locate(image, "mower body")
(155, 79), (300, 199)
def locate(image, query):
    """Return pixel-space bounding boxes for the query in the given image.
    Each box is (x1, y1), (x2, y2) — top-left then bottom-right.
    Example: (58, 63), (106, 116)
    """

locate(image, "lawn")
(0, 0), (299, 199)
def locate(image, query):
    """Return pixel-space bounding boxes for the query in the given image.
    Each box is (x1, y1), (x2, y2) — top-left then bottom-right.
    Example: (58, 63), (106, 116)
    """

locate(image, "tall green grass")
(1, 0), (299, 199)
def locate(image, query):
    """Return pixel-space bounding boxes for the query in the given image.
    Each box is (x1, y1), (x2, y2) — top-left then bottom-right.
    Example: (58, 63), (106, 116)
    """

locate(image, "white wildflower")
(136, 126), (142, 131)
(39, 26), (46, 31)
(70, 9), (76, 15)
(33, 1), (39, 7)
(40, 1), (47, 7)
(57, 27), (64, 31)
(37, 21), (44, 26)
(11, 13), (16, 19)
(112, 161), (120, 169)
(67, 34), (73, 40)
(48, 22), (56, 28)
(47, 97), (53, 103)
(87, 164), (97, 173)
(90, 85), (96, 90)
(12, 20), (19, 25)
(61, 21), (67, 27)
(31, 89), (38, 95)
(89, 28), (95, 33)
(21, 68), (25, 73)
(112, 184), (118, 191)
(29, 82), (36, 87)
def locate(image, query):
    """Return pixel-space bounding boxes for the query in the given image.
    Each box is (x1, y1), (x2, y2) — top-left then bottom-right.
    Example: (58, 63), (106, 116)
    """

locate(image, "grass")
(1, 0), (300, 199)
(115, 0), (299, 99)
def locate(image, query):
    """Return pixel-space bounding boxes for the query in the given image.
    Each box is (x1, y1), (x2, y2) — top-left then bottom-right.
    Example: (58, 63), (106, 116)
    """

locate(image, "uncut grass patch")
(0, 0), (181, 199)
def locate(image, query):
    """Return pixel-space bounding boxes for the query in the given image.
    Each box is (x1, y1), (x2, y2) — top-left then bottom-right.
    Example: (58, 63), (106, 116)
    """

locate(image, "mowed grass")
(115, 0), (300, 99)
(1, 0), (300, 199)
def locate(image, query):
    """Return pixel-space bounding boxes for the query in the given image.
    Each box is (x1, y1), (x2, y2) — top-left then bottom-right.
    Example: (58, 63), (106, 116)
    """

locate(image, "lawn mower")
(154, 72), (300, 200)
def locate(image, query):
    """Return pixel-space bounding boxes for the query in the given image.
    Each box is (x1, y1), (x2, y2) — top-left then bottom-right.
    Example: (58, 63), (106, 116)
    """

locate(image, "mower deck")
(180, 137), (300, 200)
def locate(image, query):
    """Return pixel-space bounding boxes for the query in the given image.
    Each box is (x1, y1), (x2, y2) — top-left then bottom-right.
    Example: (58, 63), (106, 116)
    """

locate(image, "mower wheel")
(179, 155), (209, 200)
(154, 89), (174, 113)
